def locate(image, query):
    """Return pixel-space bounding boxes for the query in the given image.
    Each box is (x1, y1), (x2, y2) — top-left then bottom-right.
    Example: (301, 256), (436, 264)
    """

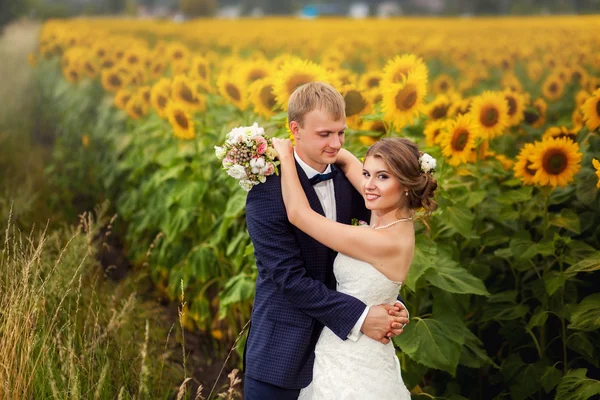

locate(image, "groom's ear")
(289, 120), (300, 139)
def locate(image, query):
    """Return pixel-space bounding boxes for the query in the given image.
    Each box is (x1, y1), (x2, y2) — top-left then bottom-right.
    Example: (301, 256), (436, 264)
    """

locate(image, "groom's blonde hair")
(288, 82), (346, 127)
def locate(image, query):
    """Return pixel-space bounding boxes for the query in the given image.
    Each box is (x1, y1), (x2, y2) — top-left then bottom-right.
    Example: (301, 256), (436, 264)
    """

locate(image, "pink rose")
(255, 137), (267, 155)
(264, 162), (275, 176)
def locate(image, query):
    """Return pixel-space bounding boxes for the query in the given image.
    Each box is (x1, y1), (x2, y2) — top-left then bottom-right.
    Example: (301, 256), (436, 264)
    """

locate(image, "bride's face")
(362, 156), (404, 212)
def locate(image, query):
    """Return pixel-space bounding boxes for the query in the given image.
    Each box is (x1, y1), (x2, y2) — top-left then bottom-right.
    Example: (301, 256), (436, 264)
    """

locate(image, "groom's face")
(291, 108), (346, 173)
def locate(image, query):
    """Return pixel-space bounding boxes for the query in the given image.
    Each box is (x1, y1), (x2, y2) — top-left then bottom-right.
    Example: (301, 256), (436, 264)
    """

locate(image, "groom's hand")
(361, 304), (410, 344)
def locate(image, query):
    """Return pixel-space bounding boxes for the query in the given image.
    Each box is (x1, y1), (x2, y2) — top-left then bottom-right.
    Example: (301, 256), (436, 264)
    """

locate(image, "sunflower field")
(30, 15), (600, 399)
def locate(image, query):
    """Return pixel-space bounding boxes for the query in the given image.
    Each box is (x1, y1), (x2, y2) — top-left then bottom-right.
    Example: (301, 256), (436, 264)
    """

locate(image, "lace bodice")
(333, 252), (402, 306)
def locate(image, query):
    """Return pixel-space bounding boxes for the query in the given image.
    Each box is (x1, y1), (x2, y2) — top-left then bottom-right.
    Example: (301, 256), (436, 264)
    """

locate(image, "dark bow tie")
(309, 169), (338, 185)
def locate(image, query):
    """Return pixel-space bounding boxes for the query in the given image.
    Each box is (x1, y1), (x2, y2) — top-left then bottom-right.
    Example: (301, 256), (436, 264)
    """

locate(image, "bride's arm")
(272, 139), (398, 279)
(335, 148), (365, 195)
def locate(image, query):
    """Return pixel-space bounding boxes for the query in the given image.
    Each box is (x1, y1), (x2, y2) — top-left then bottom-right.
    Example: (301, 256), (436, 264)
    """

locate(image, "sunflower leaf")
(555, 369), (600, 400)
(550, 209), (581, 234)
(568, 293), (600, 332)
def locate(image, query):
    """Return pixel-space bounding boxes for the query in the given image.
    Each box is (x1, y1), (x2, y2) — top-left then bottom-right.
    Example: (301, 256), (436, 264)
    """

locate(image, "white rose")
(227, 127), (246, 144)
(420, 153), (437, 173)
(214, 146), (227, 160)
(227, 164), (247, 180)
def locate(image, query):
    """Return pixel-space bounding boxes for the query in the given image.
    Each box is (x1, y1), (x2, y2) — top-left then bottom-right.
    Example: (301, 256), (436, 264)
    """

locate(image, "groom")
(244, 82), (409, 399)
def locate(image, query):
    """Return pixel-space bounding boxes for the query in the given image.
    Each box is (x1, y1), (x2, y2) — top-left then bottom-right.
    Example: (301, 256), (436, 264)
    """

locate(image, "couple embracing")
(243, 82), (438, 399)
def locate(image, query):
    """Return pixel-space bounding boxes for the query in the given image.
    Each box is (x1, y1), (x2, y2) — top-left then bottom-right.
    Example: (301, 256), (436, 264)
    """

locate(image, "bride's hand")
(271, 138), (293, 160)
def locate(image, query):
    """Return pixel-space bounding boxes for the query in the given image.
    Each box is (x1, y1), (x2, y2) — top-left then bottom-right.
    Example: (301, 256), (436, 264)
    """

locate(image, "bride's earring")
(405, 191), (408, 196)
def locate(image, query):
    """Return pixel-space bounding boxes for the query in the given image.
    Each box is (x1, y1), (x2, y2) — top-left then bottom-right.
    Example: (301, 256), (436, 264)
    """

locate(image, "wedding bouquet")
(215, 123), (279, 192)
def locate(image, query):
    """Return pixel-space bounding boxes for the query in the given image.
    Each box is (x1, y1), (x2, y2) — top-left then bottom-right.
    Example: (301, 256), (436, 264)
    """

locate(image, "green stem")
(527, 329), (543, 358)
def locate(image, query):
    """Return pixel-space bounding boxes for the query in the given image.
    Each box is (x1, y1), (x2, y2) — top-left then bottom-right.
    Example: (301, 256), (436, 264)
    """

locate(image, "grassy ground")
(0, 20), (242, 399)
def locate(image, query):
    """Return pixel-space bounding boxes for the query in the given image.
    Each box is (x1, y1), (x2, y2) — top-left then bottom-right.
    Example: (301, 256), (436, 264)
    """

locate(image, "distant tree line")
(1, 0), (598, 32)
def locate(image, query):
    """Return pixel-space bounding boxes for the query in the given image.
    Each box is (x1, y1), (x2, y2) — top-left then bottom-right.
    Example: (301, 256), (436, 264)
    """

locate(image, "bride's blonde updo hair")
(365, 137), (438, 215)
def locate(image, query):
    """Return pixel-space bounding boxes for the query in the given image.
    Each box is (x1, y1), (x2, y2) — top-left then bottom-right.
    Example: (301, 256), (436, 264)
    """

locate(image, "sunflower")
(272, 58), (329, 110)
(501, 73), (523, 93)
(137, 85), (152, 108)
(503, 90), (527, 127)
(149, 60), (167, 80)
(542, 126), (578, 143)
(381, 54), (428, 88)
(342, 86), (372, 129)
(82, 58), (99, 78)
(114, 89), (132, 110)
(167, 102), (195, 140)
(424, 119), (447, 147)
(171, 75), (206, 112)
(63, 66), (81, 84)
(448, 97), (472, 117)
(528, 138), (582, 188)
(441, 114), (478, 166)
(513, 143), (538, 185)
(361, 120), (387, 136)
(241, 59), (273, 85)
(495, 154), (514, 170)
(167, 42), (190, 63)
(217, 73), (248, 111)
(469, 91), (509, 140)
(572, 109), (584, 129)
(432, 74), (454, 94)
(125, 94), (148, 120)
(581, 88), (600, 131)
(542, 74), (565, 102)
(249, 78), (278, 118)
(426, 95), (452, 121)
(359, 71), (382, 91)
(592, 159), (600, 189)
(524, 98), (547, 128)
(190, 56), (211, 85)
(575, 90), (590, 108)
(381, 69), (427, 130)
(569, 66), (589, 87)
(526, 61), (543, 82)
(151, 89), (170, 119)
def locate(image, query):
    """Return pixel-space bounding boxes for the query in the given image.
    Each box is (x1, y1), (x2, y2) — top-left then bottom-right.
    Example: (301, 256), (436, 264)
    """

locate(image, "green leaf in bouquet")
(393, 316), (463, 376)
(550, 209), (581, 234)
(568, 293), (600, 332)
(555, 369), (600, 400)
(423, 258), (489, 296)
(218, 273), (255, 319)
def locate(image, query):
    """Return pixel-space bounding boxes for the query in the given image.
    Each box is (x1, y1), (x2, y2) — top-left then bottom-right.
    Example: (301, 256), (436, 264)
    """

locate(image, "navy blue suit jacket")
(244, 162), (372, 389)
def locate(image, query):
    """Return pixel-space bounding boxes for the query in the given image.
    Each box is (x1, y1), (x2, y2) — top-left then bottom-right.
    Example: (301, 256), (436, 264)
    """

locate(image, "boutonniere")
(351, 218), (369, 227)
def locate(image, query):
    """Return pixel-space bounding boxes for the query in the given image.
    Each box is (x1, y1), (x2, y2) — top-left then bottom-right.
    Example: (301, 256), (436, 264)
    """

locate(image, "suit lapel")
(332, 164), (351, 224)
(296, 160), (326, 216)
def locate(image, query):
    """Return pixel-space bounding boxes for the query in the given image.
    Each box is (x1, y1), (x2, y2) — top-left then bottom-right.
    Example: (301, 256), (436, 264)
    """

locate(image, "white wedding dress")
(298, 252), (412, 400)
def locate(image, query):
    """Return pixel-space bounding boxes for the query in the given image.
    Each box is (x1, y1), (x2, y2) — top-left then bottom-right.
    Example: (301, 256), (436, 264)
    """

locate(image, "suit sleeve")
(246, 179), (366, 340)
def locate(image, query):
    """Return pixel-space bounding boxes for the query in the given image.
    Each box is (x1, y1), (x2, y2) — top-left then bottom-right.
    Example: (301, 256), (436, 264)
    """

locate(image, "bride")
(271, 136), (438, 399)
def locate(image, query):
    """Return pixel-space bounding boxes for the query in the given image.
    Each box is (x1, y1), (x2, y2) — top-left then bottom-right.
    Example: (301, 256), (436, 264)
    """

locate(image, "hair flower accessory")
(419, 153), (436, 174)
(215, 123), (279, 192)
